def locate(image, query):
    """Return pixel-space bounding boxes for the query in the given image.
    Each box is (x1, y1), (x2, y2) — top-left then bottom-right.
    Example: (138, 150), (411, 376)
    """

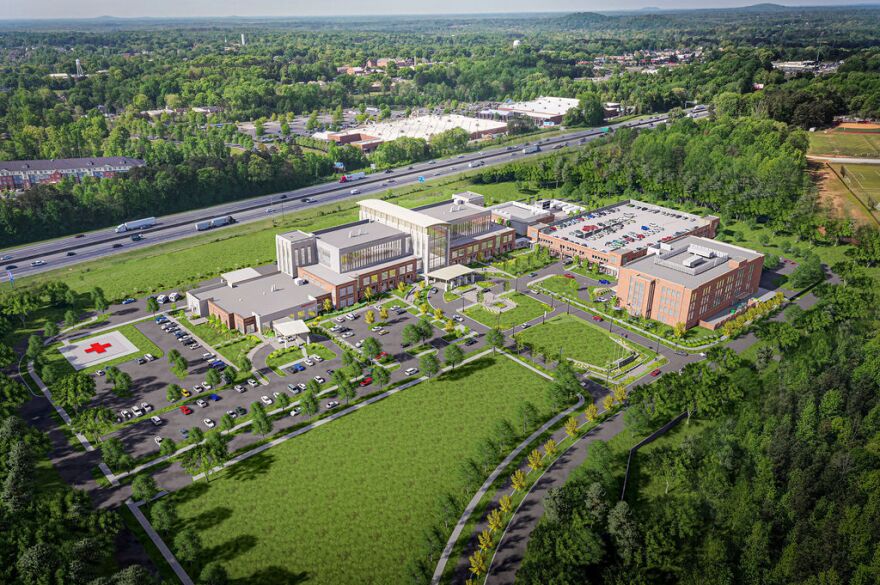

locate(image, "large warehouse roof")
(325, 114), (506, 143)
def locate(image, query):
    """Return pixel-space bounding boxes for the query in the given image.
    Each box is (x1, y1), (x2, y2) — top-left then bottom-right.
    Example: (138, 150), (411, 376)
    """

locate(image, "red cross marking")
(84, 342), (112, 354)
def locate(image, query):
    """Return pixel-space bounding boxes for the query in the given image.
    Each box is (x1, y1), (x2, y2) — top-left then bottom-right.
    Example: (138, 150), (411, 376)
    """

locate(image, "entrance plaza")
(58, 330), (139, 370)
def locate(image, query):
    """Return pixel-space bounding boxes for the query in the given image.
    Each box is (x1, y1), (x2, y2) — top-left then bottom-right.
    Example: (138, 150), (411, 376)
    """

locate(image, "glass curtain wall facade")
(339, 238), (409, 273)
(448, 215), (490, 239)
(427, 225), (449, 270)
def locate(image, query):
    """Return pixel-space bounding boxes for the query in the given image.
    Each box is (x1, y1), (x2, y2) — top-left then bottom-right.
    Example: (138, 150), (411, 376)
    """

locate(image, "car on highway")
(121, 298), (136, 304)
(350, 188), (360, 195)
(112, 243), (123, 249)
(66, 251), (76, 256)
(31, 260), (46, 266)
(74, 233), (85, 238)
(300, 197), (313, 203)
(265, 208), (274, 213)
(0, 255), (12, 261)
(5, 265), (17, 270)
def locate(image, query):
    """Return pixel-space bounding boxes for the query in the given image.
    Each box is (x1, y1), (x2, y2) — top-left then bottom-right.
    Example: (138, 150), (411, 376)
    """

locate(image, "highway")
(0, 111), (700, 283)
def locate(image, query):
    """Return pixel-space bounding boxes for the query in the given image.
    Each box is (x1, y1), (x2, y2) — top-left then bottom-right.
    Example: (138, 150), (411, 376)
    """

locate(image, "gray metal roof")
(417, 201), (488, 222)
(192, 271), (326, 317)
(0, 157), (145, 173)
(314, 220), (408, 250)
(358, 199), (447, 229)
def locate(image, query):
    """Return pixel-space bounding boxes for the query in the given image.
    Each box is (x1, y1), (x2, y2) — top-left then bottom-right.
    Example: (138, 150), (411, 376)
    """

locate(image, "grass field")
(515, 314), (627, 368)
(464, 292), (551, 329)
(175, 313), (243, 347)
(809, 128), (880, 158)
(165, 356), (553, 585)
(214, 336), (261, 364)
(822, 163), (880, 227)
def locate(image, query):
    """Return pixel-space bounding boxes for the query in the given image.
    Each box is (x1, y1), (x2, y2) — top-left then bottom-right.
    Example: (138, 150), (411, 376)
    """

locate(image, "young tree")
(487, 508), (504, 532)
(219, 413), (235, 431)
(478, 529), (495, 552)
(147, 297), (160, 313)
(150, 499), (177, 533)
(564, 416), (579, 438)
(510, 469), (527, 492)
(365, 310), (375, 325)
(250, 403), (273, 436)
(444, 343), (464, 369)
(499, 494), (513, 514)
(204, 368), (221, 387)
(401, 324), (421, 347)
(323, 298), (333, 313)
(339, 379), (357, 403)
(361, 337), (382, 361)
(602, 394), (615, 411)
(43, 321), (59, 338)
(166, 384), (182, 402)
(159, 437), (178, 457)
(188, 427), (204, 444)
(544, 438), (558, 458)
(420, 353), (440, 378)
(372, 365), (390, 389)
(379, 306), (389, 321)
(517, 401), (539, 434)
(63, 309), (78, 328)
(584, 402), (599, 423)
(302, 390), (319, 416)
(527, 448), (544, 472)
(130, 474), (159, 502)
(486, 328), (505, 354)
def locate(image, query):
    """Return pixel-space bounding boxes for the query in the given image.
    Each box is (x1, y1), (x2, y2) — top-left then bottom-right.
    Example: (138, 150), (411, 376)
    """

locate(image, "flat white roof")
(326, 114), (506, 143)
(221, 267), (262, 286)
(359, 199), (447, 229)
(273, 318), (311, 337)
(426, 264), (475, 281)
(498, 96), (580, 117)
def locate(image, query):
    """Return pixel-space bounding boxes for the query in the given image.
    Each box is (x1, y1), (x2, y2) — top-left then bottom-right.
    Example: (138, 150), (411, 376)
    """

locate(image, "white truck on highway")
(521, 145), (540, 154)
(115, 217), (156, 233)
(339, 172), (366, 183)
(194, 215), (235, 231)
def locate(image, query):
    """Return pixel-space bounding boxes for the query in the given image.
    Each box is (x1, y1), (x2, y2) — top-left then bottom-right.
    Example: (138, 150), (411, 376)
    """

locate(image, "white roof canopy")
(426, 264), (475, 281)
(273, 318), (311, 337)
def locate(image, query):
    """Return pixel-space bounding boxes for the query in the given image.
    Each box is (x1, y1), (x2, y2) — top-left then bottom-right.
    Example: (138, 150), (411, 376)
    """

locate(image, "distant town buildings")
(485, 97), (581, 126)
(0, 156), (145, 191)
(771, 60), (841, 76)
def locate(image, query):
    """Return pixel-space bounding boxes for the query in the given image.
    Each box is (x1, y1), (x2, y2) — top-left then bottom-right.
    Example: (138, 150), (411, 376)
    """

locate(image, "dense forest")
(518, 272), (880, 585)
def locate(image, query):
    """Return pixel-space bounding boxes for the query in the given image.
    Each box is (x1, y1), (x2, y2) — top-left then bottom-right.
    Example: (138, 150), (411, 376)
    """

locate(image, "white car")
(404, 367), (419, 376)
(335, 316), (346, 323)
(131, 405), (143, 417)
(247, 378), (258, 387)
(303, 359), (314, 367)
(345, 313), (356, 321)
(290, 407), (302, 417)
(350, 188), (360, 195)
(196, 399), (208, 407)
(326, 401), (340, 408)
(144, 354), (156, 361)
(202, 353), (215, 360)
(260, 395), (273, 405)
(313, 376), (325, 384)
(273, 391), (283, 399)
(341, 332), (355, 338)
(150, 415), (162, 426)
(310, 355), (323, 363)
(202, 383), (213, 391)
(141, 402), (152, 412)
(355, 340), (364, 348)
(371, 326), (382, 332)
(234, 384), (245, 393)
(203, 418), (215, 429)
(154, 436), (163, 445)
(192, 384), (203, 394)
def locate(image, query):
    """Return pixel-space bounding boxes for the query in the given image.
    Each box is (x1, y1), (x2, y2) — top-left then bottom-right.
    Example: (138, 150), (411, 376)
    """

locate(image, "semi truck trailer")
(115, 217), (156, 233)
(195, 215), (235, 231)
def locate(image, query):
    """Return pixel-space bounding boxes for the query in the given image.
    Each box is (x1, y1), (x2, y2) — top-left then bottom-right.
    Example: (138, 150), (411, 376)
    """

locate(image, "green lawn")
(489, 249), (557, 276)
(214, 336), (261, 364)
(175, 313), (242, 347)
(39, 320), (164, 379)
(164, 356), (553, 585)
(809, 129), (880, 158)
(536, 275), (584, 299)
(464, 292), (551, 329)
(515, 314), (626, 368)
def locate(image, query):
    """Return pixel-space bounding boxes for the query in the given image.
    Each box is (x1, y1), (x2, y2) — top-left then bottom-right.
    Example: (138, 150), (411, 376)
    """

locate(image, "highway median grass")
(161, 355), (553, 585)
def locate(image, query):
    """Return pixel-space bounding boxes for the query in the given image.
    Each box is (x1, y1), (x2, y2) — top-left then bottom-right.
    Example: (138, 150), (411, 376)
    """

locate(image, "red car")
(563, 273), (575, 279)
(179, 405), (193, 415)
(375, 351), (388, 360)
(359, 377), (373, 387)
(650, 369), (662, 377)
(592, 315), (603, 322)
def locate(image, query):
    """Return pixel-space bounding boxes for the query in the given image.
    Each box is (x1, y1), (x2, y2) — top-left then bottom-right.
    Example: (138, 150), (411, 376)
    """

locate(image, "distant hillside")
(739, 3), (792, 11)
(551, 11), (613, 29)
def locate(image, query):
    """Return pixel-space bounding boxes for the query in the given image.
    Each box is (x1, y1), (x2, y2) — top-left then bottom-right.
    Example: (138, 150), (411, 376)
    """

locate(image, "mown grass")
(809, 129), (880, 158)
(464, 292), (550, 329)
(164, 356), (553, 585)
(214, 336), (261, 364)
(515, 314), (626, 368)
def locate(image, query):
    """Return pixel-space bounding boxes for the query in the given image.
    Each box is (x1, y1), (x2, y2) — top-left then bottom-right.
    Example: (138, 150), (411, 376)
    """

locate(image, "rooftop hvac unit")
(682, 255), (704, 268)
(688, 244), (716, 258)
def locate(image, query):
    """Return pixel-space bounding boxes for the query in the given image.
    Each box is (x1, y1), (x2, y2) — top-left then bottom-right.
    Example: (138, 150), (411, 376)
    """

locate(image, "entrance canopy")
(425, 264), (476, 291)
(273, 318), (311, 342)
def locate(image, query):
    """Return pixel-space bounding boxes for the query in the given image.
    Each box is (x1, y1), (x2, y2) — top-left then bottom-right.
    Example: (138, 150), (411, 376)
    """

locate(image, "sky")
(1, 0), (868, 19)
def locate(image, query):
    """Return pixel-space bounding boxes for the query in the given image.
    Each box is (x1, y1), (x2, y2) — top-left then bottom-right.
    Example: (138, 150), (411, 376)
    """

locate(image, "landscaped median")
(151, 355), (558, 585)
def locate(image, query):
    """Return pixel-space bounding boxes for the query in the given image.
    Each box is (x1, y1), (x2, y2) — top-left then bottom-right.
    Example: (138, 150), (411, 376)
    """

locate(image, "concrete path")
(485, 413), (626, 585)
(126, 499), (195, 585)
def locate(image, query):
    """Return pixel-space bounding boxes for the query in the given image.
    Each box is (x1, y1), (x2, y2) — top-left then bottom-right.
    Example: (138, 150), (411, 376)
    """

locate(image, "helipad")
(58, 330), (139, 370)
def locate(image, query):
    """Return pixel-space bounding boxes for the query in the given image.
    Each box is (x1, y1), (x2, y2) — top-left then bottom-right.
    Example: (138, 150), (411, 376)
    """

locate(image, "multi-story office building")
(616, 236), (764, 330)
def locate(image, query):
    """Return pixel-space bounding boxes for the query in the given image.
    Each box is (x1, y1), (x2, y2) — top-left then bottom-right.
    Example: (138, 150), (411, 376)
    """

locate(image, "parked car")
(650, 369), (662, 377)
(154, 437), (163, 445)
(341, 331), (354, 338)
(208, 393), (221, 401)
(310, 354), (323, 362)
(303, 359), (314, 366)
(260, 395), (273, 405)
(290, 363), (306, 373)
(464, 338), (478, 346)
(121, 298), (136, 305)
(326, 400), (340, 408)
(529, 272), (537, 277)
(202, 352), (215, 360)
(226, 409), (238, 419)
(180, 429), (190, 439)
(247, 378), (258, 387)
(150, 416), (162, 426)
(290, 407), (303, 417)
(203, 418), (215, 429)
(234, 384), (245, 393)
(180, 388), (191, 398)
(131, 405), (143, 417)
(180, 405), (193, 415)
(404, 367), (419, 376)
(599, 279), (611, 285)
(359, 377), (373, 387)
(287, 383), (301, 394)
(313, 376), (325, 384)
(195, 399), (208, 407)
(592, 315), (604, 322)
(235, 406), (247, 416)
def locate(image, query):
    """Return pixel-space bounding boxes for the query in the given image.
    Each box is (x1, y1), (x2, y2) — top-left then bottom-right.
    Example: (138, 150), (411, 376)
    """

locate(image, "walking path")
(807, 155), (880, 165)
(126, 499), (195, 585)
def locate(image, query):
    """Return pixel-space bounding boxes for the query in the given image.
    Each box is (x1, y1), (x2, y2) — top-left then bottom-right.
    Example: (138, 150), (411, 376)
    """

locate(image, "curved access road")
(484, 413), (626, 585)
